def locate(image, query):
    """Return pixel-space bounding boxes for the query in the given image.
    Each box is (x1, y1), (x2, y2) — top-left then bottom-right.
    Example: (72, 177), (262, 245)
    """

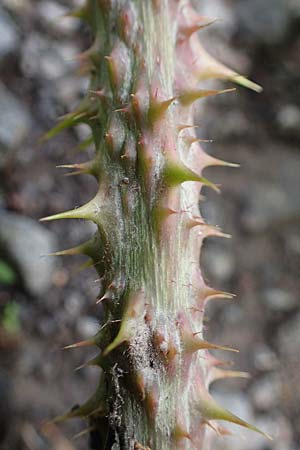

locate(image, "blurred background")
(0, 0), (299, 449)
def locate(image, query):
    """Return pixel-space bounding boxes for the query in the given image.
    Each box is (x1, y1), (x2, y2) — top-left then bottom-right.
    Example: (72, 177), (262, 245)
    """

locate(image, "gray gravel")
(0, 82), (31, 168)
(0, 0), (299, 449)
(0, 8), (19, 59)
(0, 212), (57, 296)
(236, 0), (292, 45)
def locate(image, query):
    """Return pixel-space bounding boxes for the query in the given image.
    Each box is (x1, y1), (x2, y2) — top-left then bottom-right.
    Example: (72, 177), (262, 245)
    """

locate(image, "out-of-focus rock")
(56, 75), (88, 107)
(253, 344), (279, 372)
(37, 1), (80, 36)
(202, 243), (235, 283)
(236, 0), (291, 45)
(199, 0), (236, 40)
(262, 288), (297, 313)
(242, 183), (296, 232)
(64, 292), (83, 318)
(277, 312), (300, 358)
(0, 82), (31, 167)
(76, 316), (99, 340)
(0, 212), (57, 296)
(250, 374), (281, 410)
(241, 149), (300, 232)
(277, 105), (300, 138)
(211, 390), (258, 450)
(21, 33), (78, 80)
(254, 413), (293, 450)
(1, 0), (31, 15)
(0, 8), (19, 60)
(212, 389), (289, 450)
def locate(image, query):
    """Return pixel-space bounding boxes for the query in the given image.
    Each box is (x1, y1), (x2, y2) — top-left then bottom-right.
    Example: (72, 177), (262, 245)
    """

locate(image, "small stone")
(250, 374), (281, 410)
(17, 339), (43, 375)
(241, 147), (300, 232)
(286, 230), (300, 255)
(76, 316), (99, 340)
(277, 104), (300, 136)
(212, 389), (253, 422)
(0, 8), (19, 59)
(242, 184), (292, 232)
(37, 1), (80, 35)
(37, 317), (56, 337)
(199, 0), (236, 40)
(21, 33), (77, 80)
(203, 244), (235, 283)
(75, 122), (94, 143)
(254, 413), (293, 450)
(211, 392), (275, 450)
(0, 212), (57, 296)
(236, 0), (291, 45)
(262, 288), (297, 312)
(211, 390), (259, 450)
(0, 82), (31, 167)
(222, 303), (244, 325)
(215, 110), (249, 140)
(277, 312), (300, 358)
(1, 0), (31, 15)
(40, 50), (67, 80)
(253, 344), (279, 372)
(56, 75), (88, 107)
(64, 293), (83, 318)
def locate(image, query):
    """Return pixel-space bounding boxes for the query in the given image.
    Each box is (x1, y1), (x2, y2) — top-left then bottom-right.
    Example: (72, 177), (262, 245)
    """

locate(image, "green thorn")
(231, 75), (263, 93)
(40, 195), (101, 223)
(179, 88), (235, 107)
(47, 242), (87, 257)
(198, 392), (272, 440)
(103, 291), (145, 356)
(75, 353), (104, 371)
(102, 322), (130, 356)
(39, 112), (87, 143)
(51, 379), (106, 423)
(148, 97), (176, 124)
(163, 160), (220, 192)
(74, 136), (94, 153)
(57, 159), (98, 177)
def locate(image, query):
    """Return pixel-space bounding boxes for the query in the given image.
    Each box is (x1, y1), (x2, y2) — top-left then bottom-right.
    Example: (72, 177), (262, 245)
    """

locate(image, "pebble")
(21, 33), (77, 80)
(277, 105), (300, 137)
(277, 312), (300, 358)
(262, 288), (297, 313)
(241, 151), (300, 232)
(0, 1), (298, 447)
(250, 374), (281, 410)
(253, 344), (279, 372)
(0, 212), (57, 296)
(64, 292), (83, 318)
(76, 316), (99, 340)
(212, 389), (288, 450)
(0, 82), (31, 167)
(37, 1), (80, 36)
(1, 0), (31, 15)
(56, 75), (88, 107)
(202, 243), (235, 283)
(236, 0), (291, 45)
(211, 390), (258, 450)
(199, 0), (236, 40)
(0, 8), (19, 59)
